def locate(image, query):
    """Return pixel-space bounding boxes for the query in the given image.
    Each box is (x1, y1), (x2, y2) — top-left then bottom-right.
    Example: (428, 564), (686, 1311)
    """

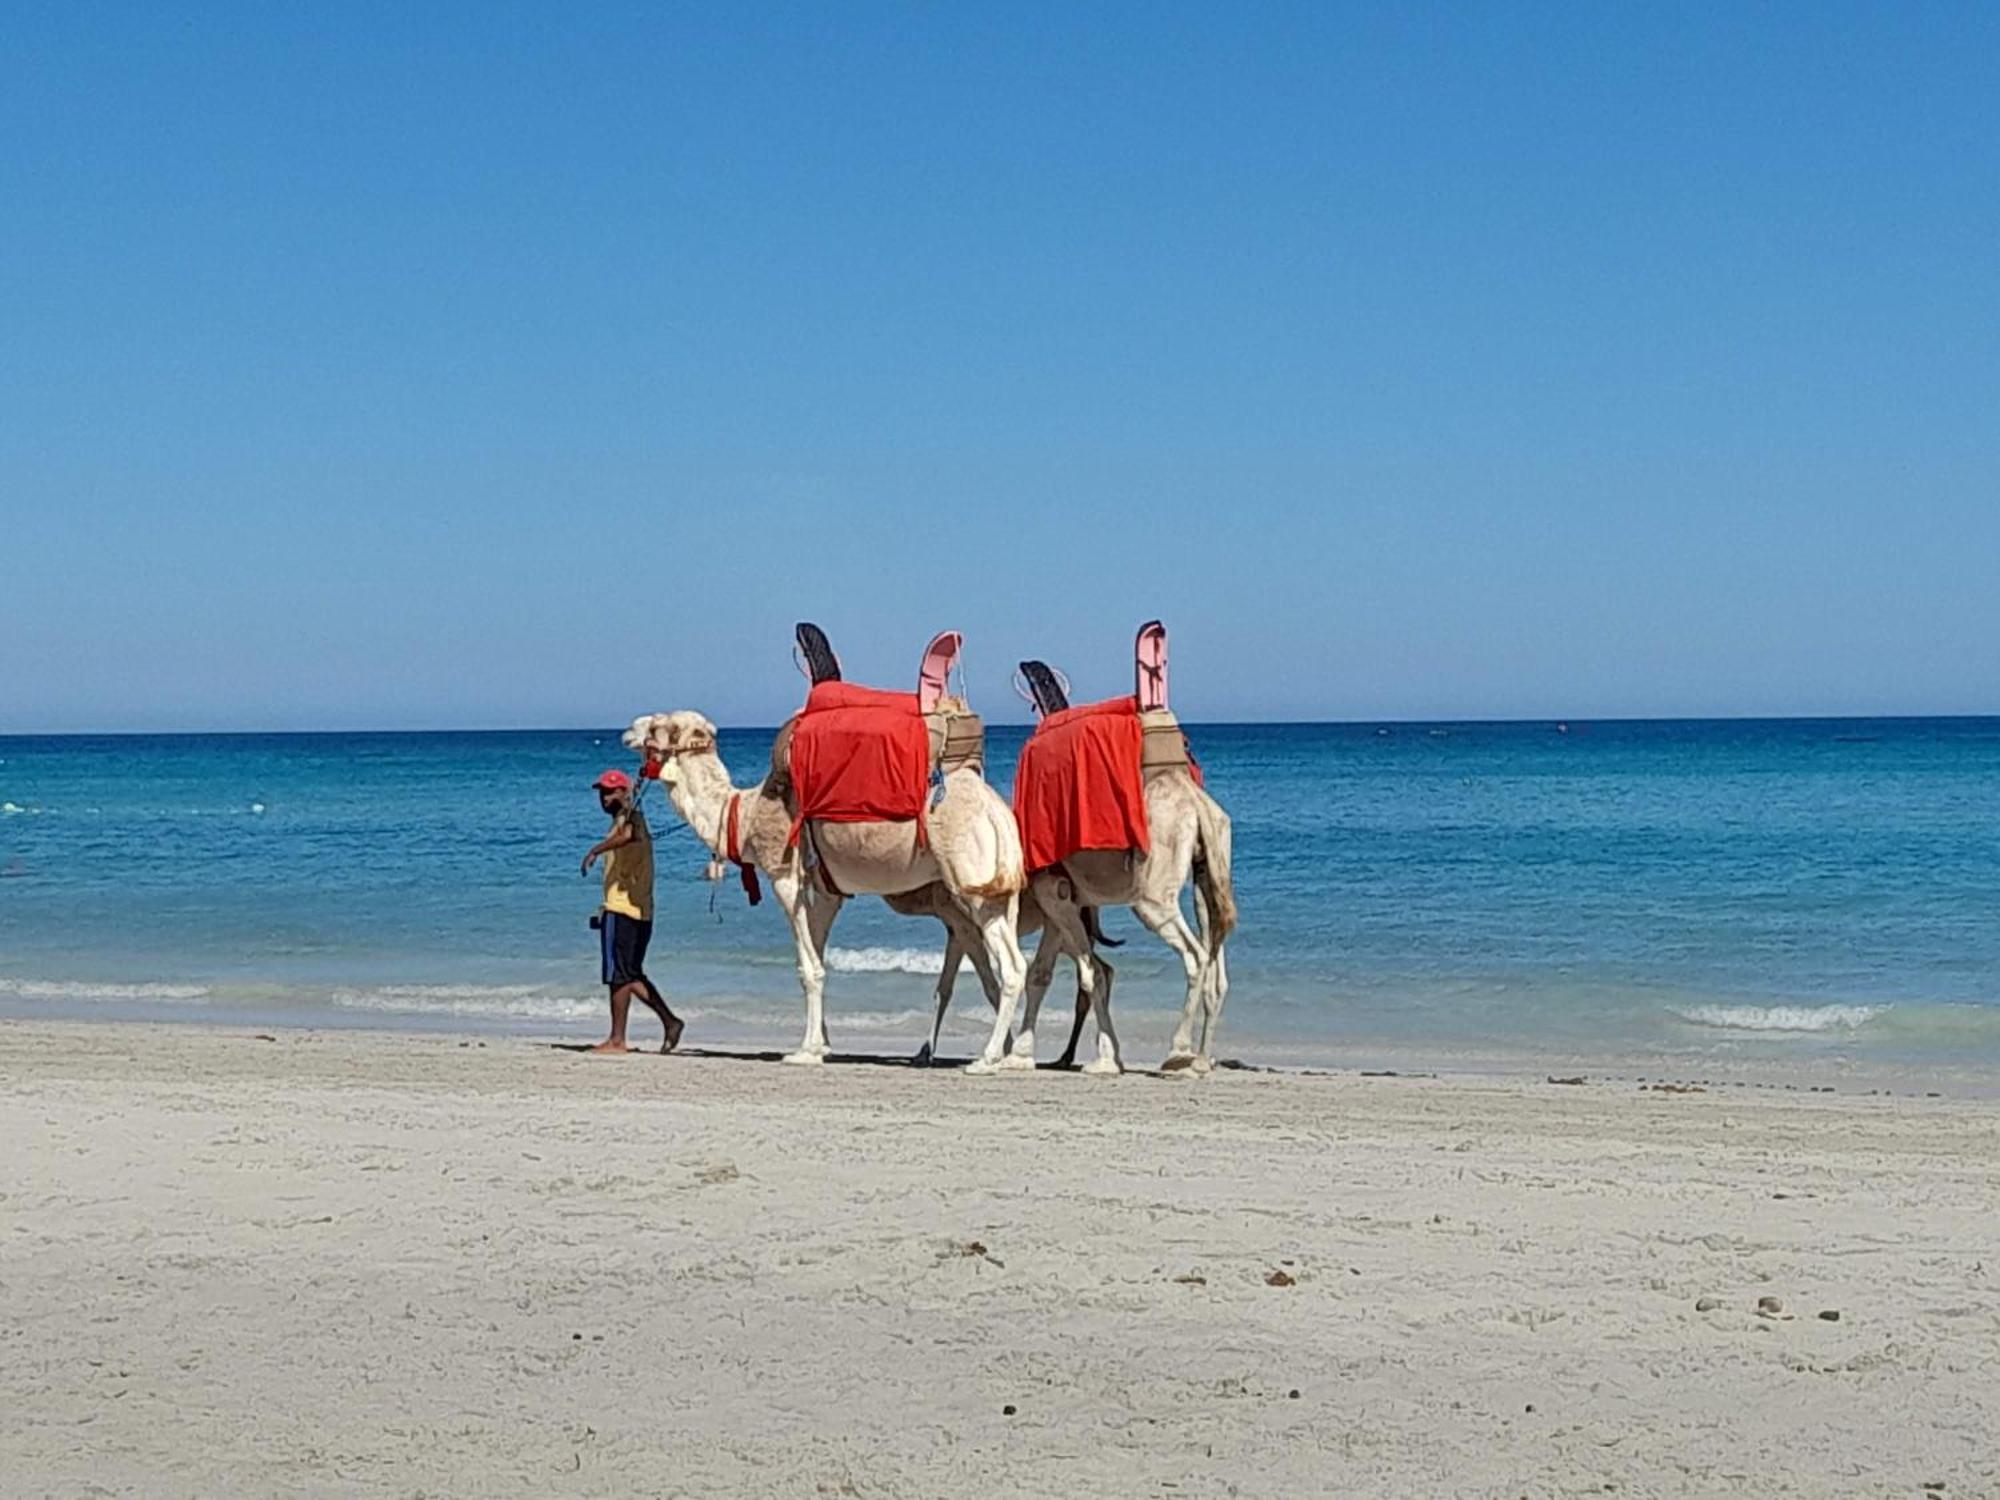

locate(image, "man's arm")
(580, 817), (641, 875)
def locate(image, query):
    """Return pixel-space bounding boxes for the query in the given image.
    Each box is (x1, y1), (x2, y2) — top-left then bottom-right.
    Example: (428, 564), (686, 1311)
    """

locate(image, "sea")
(3, 720), (1997, 1080)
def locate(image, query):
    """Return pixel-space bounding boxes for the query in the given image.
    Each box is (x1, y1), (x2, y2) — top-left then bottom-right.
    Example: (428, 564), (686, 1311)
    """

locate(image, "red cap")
(592, 768), (632, 791)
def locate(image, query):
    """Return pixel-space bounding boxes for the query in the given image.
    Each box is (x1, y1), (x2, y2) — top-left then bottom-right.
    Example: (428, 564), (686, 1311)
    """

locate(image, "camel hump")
(1135, 620), (1168, 712)
(795, 622), (842, 686)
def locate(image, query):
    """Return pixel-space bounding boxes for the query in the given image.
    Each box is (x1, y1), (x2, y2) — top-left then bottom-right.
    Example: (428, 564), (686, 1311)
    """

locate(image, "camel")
(1016, 774), (1236, 1074)
(624, 709), (1036, 1072)
(986, 623), (1239, 1076)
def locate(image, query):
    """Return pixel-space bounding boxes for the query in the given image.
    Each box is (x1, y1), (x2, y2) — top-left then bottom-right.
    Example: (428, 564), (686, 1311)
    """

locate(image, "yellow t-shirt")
(601, 807), (654, 920)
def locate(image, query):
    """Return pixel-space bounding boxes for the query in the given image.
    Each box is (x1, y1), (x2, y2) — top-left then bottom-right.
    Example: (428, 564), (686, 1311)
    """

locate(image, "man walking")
(580, 769), (684, 1054)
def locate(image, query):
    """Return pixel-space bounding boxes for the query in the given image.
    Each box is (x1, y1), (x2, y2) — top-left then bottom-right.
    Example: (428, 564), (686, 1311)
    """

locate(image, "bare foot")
(660, 1016), (685, 1054)
(587, 1039), (631, 1055)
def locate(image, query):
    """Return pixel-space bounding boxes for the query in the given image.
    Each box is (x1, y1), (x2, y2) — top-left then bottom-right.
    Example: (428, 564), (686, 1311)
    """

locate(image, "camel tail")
(1082, 907), (1124, 949)
(1191, 789), (1238, 942)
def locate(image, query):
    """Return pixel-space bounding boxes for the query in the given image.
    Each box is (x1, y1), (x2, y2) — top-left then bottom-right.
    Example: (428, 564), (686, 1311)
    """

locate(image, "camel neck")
(666, 753), (737, 857)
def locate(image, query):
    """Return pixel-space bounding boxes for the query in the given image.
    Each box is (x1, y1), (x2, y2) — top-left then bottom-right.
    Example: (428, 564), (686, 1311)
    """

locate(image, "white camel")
(624, 711), (1034, 1073)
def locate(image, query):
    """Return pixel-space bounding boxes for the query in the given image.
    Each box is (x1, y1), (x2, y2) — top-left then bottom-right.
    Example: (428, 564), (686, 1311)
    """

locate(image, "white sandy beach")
(4, 1020), (1996, 1498)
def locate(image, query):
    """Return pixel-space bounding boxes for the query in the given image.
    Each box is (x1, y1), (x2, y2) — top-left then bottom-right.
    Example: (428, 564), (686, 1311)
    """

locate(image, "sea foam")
(0, 978), (214, 1003)
(824, 946), (966, 976)
(328, 985), (603, 1023)
(1672, 1003), (1887, 1034)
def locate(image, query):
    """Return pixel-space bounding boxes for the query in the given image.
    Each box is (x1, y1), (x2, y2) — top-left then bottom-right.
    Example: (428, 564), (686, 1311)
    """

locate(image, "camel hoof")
(1188, 1054), (1215, 1075)
(1082, 1058), (1123, 1077)
(999, 1052), (1036, 1072)
(782, 1049), (825, 1067)
(964, 1056), (1003, 1077)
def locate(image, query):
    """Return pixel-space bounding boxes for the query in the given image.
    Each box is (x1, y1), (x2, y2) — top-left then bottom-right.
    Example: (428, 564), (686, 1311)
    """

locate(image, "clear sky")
(3, 3), (1995, 731)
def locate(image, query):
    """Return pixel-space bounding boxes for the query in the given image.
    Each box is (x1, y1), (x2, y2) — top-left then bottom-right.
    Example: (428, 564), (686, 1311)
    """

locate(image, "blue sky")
(3, 3), (1994, 730)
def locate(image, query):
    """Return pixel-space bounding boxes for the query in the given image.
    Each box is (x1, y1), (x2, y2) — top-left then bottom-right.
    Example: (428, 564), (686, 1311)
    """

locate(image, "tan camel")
(1012, 769), (1236, 1074)
(992, 630), (1238, 1075)
(623, 711), (1034, 1072)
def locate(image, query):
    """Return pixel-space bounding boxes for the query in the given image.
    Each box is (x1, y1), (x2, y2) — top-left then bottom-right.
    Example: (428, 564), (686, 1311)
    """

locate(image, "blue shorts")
(599, 911), (653, 988)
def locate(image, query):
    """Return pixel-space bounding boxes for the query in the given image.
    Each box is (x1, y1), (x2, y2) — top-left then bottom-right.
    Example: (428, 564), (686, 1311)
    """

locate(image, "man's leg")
(590, 914), (636, 1053)
(624, 919), (681, 1053)
(636, 975), (683, 1053)
(591, 981), (639, 1053)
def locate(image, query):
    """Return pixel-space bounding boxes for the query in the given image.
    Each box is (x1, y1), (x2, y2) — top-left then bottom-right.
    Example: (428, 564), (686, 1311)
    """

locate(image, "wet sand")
(3, 1020), (1995, 1497)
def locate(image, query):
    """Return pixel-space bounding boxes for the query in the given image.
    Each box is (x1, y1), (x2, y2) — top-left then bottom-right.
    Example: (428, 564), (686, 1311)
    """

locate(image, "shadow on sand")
(543, 1041), (1019, 1070)
(541, 1042), (1254, 1077)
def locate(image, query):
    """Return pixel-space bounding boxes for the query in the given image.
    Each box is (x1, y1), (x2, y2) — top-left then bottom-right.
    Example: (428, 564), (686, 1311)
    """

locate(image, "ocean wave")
(329, 987), (941, 1035)
(328, 985), (604, 1022)
(0, 978), (214, 1003)
(1672, 1003), (1888, 1034)
(801, 1006), (933, 1032)
(824, 946), (964, 976)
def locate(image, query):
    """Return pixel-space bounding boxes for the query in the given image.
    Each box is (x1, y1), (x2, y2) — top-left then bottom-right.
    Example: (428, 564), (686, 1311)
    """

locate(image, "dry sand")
(3, 1020), (1996, 1498)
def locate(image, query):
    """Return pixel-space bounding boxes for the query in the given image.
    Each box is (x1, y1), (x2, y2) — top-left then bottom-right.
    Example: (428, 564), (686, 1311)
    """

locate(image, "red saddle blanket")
(1013, 695), (1150, 874)
(788, 681), (932, 830)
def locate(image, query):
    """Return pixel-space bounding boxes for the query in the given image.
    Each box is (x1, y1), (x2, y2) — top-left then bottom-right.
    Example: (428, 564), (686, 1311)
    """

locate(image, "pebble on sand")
(1818, 1309), (1841, 1322)
(1757, 1296), (1783, 1315)
(1695, 1297), (1722, 1312)
(1266, 1270), (1297, 1287)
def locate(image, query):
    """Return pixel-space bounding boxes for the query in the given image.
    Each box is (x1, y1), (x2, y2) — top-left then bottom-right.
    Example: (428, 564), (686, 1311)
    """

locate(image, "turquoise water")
(2, 720), (1996, 1071)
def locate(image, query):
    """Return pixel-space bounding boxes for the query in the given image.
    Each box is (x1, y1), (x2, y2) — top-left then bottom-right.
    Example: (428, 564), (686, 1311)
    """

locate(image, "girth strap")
(724, 794), (763, 906)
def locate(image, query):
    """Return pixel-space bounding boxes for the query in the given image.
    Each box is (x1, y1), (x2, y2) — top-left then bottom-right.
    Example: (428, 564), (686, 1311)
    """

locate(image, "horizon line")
(5, 711), (1999, 739)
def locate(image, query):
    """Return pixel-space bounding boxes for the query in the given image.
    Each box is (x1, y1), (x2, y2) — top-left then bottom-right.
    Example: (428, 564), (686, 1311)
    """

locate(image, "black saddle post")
(1018, 660), (1071, 718)
(795, 622), (842, 685)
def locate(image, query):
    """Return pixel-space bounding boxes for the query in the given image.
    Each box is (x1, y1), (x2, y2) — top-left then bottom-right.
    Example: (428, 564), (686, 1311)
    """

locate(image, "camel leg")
(914, 925), (964, 1067)
(916, 913), (1004, 1065)
(1196, 940), (1229, 1071)
(805, 887), (843, 1056)
(1054, 954), (1113, 1069)
(1003, 925), (1068, 1069)
(1039, 900), (1119, 1075)
(774, 873), (835, 1066)
(1010, 877), (1074, 1067)
(919, 905), (1011, 1066)
(964, 895), (1029, 1076)
(1085, 956), (1122, 1075)
(1191, 885), (1229, 1074)
(1138, 896), (1210, 1074)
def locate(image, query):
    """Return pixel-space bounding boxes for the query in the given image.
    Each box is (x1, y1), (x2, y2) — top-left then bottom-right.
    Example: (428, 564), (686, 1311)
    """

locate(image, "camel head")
(624, 711), (719, 787)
